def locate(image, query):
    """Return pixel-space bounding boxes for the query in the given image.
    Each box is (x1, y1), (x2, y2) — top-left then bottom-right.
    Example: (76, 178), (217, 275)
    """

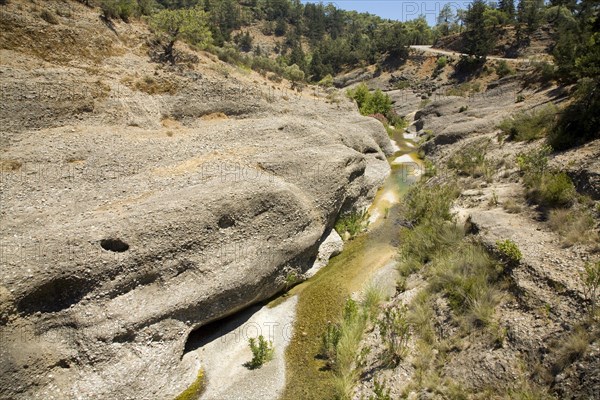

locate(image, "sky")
(302, 0), (474, 26)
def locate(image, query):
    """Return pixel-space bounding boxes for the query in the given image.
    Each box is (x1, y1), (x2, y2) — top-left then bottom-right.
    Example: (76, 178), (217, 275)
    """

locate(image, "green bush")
(320, 297), (371, 399)
(581, 261), (600, 319)
(516, 146), (575, 207)
(347, 84), (392, 117)
(335, 210), (370, 239)
(429, 243), (501, 315)
(101, 0), (137, 22)
(246, 335), (274, 369)
(447, 139), (491, 177)
(368, 379), (392, 400)
(436, 56), (447, 70)
(533, 172), (576, 207)
(318, 74), (334, 87)
(320, 322), (342, 369)
(495, 60), (515, 78)
(377, 305), (410, 367)
(516, 145), (551, 179)
(548, 77), (600, 150)
(532, 61), (556, 82)
(284, 63), (305, 85)
(402, 182), (459, 224)
(496, 239), (522, 264)
(498, 104), (558, 142)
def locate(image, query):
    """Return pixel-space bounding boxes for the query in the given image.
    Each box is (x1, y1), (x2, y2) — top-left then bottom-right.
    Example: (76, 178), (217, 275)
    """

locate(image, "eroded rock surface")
(0, 2), (392, 398)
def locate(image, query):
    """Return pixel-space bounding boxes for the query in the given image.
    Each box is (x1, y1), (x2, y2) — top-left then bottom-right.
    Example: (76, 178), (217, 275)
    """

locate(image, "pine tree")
(290, 43), (307, 72)
(498, 0), (515, 19)
(309, 49), (325, 81)
(464, 0), (494, 59)
(437, 4), (454, 36)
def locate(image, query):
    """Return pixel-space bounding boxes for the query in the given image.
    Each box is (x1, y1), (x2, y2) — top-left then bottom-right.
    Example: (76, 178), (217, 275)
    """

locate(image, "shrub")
(150, 7), (212, 63)
(133, 75), (179, 95)
(436, 56), (447, 70)
(318, 74), (334, 87)
(408, 293), (436, 344)
(495, 60), (515, 78)
(532, 61), (556, 82)
(386, 111), (407, 130)
(497, 104), (558, 142)
(548, 77), (600, 150)
(362, 284), (385, 321)
(347, 84), (393, 117)
(503, 198), (522, 214)
(496, 239), (522, 264)
(284, 64), (305, 86)
(368, 379), (392, 400)
(548, 208), (597, 247)
(101, 0), (137, 22)
(429, 243), (501, 315)
(581, 261), (600, 319)
(328, 298), (369, 399)
(445, 82), (481, 97)
(552, 327), (590, 374)
(335, 210), (370, 239)
(531, 172), (576, 208)
(516, 145), (552, 181)
(246, 335), (274, 369)
(516, 146), (575, 207)
(377, 305), (411, 367)
(447, 139), (491, 177)
(402, 182), (459, 224)
(320, 322), (342, 369)
(459, 105), (468, 113)
(516, 94), (525, 103)
(394, 80), (411, 90)
(360, 89), (392, 116)
(466, 285), (502, 328)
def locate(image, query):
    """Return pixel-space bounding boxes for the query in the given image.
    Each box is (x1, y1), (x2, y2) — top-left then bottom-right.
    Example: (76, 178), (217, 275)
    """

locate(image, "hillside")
(1, 0), (599, 400)
(0, 1), (393, 398)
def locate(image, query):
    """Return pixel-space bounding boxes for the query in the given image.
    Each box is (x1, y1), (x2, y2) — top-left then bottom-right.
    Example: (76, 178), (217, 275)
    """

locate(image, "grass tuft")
(498, 104), (558, 142)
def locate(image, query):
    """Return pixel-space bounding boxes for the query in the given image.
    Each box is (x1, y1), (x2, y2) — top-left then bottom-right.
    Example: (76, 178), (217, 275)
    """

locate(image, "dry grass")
(0, 159), (22, 171)
(551, 327), (590, 375)
(503, 198), (522, 214)
(133, 75), (179, 95)
(548, 208), (598, 247)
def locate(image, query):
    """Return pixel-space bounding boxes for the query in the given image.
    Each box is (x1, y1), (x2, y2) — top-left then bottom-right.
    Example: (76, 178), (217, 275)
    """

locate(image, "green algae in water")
(280, 146), (422, 400)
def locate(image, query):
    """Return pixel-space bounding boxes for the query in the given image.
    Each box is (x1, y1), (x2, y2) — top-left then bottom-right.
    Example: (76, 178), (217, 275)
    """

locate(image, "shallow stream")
(187, 131), (422, 399)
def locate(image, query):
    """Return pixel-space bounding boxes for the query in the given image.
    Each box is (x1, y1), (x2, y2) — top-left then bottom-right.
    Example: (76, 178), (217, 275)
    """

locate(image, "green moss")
(174, 368), (205, 400)
(280, 234), (372, 400)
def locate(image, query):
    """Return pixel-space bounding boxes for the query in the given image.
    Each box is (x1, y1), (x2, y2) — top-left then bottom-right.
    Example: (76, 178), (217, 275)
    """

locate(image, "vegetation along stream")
(279, 130), (423, 399)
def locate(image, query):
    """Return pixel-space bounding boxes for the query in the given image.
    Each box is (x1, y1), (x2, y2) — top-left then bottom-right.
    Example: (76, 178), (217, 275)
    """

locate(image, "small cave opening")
(100, 238), (129, 252)
(182, 304), (261, 357)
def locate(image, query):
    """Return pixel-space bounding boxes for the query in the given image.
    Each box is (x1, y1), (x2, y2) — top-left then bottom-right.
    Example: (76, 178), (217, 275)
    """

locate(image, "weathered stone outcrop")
(0, 2), (392, 399)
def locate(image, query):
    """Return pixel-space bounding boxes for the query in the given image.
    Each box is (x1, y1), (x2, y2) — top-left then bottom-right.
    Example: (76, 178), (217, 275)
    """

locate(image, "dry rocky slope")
(0, 1), (393, 399)
(354, 57), (599, 399)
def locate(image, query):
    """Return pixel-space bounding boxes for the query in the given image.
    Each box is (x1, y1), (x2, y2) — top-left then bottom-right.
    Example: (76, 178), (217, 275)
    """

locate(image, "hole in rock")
(218, 215), (235, 229)
(100, 238), (129, 252)
(18, 276), (92, 314)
